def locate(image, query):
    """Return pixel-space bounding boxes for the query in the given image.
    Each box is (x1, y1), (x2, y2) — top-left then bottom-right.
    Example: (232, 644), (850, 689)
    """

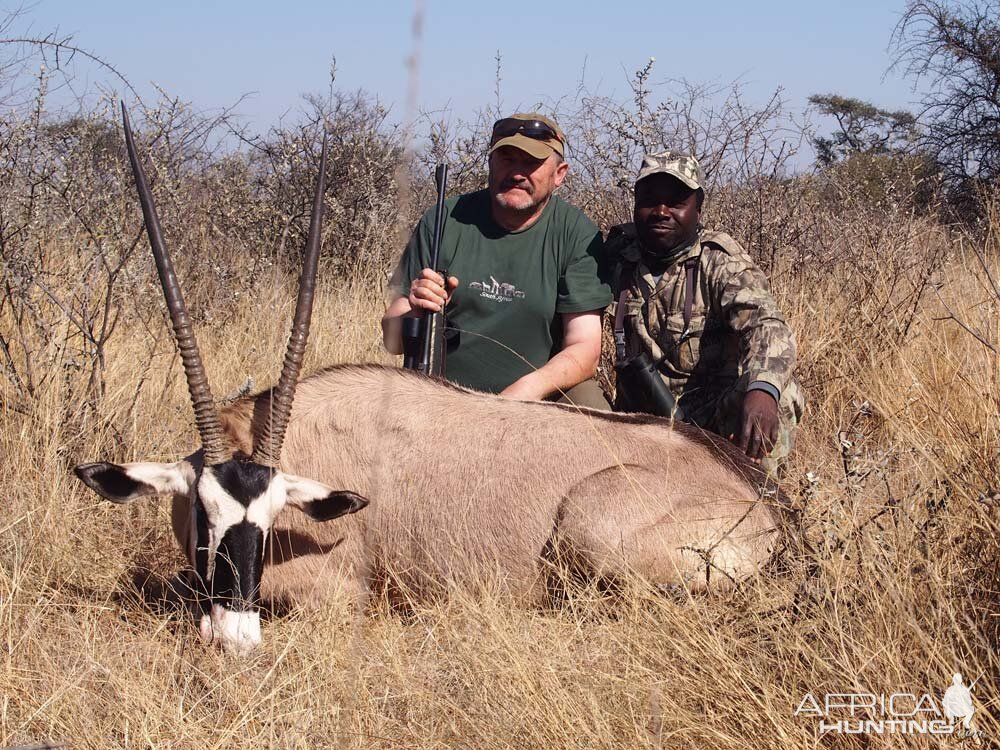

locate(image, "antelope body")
(73, 106), (783, 656)
(205, 365), (781, 612)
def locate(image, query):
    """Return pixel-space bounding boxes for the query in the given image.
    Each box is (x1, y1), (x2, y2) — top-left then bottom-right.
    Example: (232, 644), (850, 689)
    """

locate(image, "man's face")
(488, 146), (568, 214)
(633, 173), (702, 257)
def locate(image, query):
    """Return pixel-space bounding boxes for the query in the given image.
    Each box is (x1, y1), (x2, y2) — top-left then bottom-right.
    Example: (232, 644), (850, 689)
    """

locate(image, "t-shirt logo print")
(469, 275), (527, 303)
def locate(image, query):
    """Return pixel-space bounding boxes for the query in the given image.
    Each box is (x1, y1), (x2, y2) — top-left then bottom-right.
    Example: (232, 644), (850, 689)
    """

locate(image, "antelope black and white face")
(102, 106), (343, 655)
(75, 454), (367, 655)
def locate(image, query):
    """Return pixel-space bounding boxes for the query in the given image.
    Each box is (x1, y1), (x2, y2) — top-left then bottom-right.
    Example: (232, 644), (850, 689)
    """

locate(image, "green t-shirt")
(394, 189), (611, 394)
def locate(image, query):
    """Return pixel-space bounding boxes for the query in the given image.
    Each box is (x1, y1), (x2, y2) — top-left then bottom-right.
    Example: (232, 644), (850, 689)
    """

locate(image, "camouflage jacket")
(606, 223), (804, 431)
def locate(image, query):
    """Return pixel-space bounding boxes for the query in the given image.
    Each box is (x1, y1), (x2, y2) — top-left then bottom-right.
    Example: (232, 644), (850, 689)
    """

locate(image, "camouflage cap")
(488, 112), (566, 160)
(635, 150), (705, 190)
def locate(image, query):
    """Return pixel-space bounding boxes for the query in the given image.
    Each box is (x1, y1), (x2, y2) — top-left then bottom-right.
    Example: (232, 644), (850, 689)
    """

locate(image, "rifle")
(612, 268), (685, 421)
(615, 350), (686, 421)
(402, 163), (449, 375)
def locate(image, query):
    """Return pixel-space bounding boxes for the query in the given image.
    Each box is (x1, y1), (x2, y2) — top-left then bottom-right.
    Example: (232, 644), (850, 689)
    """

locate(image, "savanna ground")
(1, 57), (999, 749)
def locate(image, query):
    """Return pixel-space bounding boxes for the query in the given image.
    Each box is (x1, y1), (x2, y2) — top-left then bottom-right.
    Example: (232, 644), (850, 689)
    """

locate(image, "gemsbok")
(74, 105), (787, 655)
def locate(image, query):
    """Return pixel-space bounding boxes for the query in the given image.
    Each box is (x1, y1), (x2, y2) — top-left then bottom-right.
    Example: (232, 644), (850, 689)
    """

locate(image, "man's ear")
(283, 473), (370, 522)
(552, 157), (569, 188)
(74, 461), (195, 504)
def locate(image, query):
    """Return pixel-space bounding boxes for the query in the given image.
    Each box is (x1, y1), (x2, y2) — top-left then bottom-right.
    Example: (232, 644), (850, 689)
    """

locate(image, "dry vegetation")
(0, 55), (998, 749)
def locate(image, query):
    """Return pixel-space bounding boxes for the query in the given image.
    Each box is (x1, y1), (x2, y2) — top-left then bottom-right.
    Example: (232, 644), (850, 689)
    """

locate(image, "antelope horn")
(251, 137), (328, 468)
(121, 103), (230, 466)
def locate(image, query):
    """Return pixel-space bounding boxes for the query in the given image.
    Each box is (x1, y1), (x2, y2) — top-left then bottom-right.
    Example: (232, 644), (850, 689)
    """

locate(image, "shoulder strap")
(613, 261), (637, 361)
(682, 255), (700, 334)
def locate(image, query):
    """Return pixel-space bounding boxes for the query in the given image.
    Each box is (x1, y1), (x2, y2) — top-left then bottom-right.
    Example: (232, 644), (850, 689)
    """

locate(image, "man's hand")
(499, 377), (544, 401)
(409, 268), (459, 313)
(734, 389), (779, 462)
(381, 268), (459, 354)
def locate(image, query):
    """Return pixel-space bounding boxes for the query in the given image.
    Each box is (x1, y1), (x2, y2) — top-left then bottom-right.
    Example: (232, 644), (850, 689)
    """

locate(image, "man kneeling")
(606, 151), (804, 471)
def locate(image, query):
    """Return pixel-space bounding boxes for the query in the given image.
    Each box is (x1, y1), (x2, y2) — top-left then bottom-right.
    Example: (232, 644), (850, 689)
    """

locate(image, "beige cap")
(635, 150), (705, 190)
(488, 113), (565, 160)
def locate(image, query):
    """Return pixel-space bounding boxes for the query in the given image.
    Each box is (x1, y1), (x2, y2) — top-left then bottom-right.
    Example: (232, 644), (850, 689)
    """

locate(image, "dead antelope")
(74, 106), (785, 655)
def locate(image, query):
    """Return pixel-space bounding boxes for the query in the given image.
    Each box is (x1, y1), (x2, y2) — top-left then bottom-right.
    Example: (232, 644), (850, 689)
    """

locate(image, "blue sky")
(10, 1), (919, 137)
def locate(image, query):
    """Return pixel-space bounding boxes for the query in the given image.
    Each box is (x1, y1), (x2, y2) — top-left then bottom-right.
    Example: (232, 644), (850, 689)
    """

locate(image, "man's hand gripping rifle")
(402, 164), (449, 376)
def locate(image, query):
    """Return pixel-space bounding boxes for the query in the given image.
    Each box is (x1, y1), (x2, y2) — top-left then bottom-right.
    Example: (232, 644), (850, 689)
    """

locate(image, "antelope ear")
(283, 474), (370, 522)
(74, 461), (195, 504)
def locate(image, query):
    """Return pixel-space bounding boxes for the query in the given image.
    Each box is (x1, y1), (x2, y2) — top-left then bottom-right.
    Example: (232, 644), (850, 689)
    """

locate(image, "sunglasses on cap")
(490, 118), (563, 144)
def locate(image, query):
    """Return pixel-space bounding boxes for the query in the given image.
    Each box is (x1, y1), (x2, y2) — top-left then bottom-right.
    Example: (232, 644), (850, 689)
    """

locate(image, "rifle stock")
(615, 351), (686, 421)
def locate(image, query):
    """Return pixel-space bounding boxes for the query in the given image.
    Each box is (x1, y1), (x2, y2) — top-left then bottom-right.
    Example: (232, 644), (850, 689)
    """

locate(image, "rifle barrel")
(419, 163), (449, 374)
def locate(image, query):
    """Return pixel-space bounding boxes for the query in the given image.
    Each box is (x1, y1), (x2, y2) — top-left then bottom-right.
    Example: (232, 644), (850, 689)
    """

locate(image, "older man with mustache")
(607, 151), (804, 471)
(382, 113), (611, 408)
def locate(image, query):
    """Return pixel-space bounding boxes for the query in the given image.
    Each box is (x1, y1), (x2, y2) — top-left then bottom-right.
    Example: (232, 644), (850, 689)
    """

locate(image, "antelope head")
(74, 104), (368, 655)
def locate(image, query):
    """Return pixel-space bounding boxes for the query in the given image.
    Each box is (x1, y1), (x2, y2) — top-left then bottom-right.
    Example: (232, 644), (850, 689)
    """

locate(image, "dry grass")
(1, 36), (996, 747)
(2, 211), (999, 749)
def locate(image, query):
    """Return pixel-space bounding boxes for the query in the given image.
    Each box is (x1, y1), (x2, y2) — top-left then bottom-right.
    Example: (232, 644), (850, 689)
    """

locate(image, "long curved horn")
(121, 103), (230, 466)
(251, 137), (328, 468)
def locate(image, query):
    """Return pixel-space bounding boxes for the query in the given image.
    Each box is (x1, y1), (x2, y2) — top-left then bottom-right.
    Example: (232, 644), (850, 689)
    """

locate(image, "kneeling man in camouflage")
(606, 151), (804, 471)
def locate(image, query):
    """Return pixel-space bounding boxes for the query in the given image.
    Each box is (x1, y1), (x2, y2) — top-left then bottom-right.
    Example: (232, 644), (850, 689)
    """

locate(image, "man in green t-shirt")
(381, 113), (612, 406)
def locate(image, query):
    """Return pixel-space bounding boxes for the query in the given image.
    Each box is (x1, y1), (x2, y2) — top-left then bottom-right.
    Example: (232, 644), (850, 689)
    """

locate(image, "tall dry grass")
(0, 53), (996, 747)
(1, 194), (998, 748)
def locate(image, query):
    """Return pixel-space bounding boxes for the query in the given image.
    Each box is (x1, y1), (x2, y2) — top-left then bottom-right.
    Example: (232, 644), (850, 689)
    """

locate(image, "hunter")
(607, 150), (805, 470)
(381, 112), (611, 408)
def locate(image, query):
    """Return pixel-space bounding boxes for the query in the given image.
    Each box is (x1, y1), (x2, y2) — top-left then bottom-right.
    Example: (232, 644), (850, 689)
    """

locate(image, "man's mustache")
(499, 179), (532, 192)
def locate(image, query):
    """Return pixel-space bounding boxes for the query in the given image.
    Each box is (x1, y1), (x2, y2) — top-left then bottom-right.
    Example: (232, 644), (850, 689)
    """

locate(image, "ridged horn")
(251, 137), (328, 468)
(121, 102), (230, 466)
